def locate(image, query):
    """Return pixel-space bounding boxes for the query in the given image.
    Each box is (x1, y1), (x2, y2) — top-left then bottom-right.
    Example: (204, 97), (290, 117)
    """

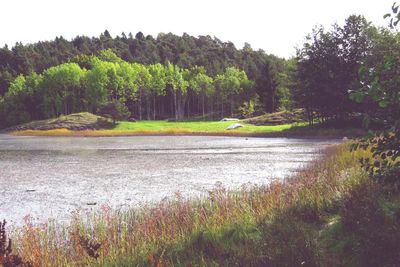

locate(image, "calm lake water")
(0, 134), (340, 226)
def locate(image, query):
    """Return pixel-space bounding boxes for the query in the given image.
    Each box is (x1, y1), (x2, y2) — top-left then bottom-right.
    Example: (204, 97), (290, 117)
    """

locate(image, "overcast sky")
(0, 0), (391, 58)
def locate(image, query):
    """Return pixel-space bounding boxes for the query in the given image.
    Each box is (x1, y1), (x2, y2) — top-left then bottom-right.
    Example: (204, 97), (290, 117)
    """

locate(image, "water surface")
(0, 134), (340, 225)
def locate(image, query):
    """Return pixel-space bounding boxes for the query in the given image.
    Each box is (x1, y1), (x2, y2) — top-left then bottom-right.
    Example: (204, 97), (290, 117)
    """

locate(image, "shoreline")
(7, 128), (365, 139)
(9, 131), (353, 139)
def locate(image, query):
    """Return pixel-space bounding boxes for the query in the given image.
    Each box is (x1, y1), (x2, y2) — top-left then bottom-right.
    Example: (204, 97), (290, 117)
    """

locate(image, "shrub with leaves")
(238, 97), (262, 118)
(350, 2), (400, 186)
(97, 100), (131, 125)
(351, 129), (400, 185)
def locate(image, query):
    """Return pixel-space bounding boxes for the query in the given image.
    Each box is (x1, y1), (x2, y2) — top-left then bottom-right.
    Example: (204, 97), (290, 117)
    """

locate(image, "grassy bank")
(11, 120), (365, 138)
(3, 143), (399, 266)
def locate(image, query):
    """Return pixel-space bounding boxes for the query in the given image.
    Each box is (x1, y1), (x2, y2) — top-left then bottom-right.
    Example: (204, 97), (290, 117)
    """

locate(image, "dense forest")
(0, 31), (288, 128)
(0, 15), (399, 129)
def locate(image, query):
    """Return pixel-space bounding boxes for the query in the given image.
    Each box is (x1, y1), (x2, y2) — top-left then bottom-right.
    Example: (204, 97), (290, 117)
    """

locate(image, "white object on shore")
(220, 118), (239, 121)
(227, 123), (243, 130)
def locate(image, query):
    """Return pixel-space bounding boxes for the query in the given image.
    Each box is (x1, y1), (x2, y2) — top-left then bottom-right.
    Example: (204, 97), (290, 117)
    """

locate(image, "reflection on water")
(0, 134), (340, 225)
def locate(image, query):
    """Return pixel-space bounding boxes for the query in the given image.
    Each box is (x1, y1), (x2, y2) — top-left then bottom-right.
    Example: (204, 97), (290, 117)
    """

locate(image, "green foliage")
(350, 4), (400, 186)
(276, 86), (292, 111)
(0, 53), (261, 128)
(97, 100), (131, 124)
(0, 31), (285, 120)
(295, 15), (371, 123)
(349, 28), (400, 128)
(69, 54), (95, 69)
(214, 67), (252, 116)
(84, 60), (113, 111)
(0, 73), (40, 126)
(322, 182), (400, 266)
(40, 63), (86, 118)
(97, 49), (123, 63)
(352, 131), (400, 185)
(238, 97), (262, 118)
(117, 62), (139, 101)
(147, 63), (166, 96)
(7, 75), (26, 97)
(276, 59), (296, 110)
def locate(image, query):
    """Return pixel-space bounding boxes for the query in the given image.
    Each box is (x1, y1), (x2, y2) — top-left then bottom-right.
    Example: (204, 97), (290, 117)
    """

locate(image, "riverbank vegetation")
(2, 144), (399, 266)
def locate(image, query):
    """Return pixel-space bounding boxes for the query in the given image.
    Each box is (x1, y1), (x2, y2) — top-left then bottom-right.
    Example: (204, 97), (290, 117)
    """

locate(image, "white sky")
(0, 0), (391, 58)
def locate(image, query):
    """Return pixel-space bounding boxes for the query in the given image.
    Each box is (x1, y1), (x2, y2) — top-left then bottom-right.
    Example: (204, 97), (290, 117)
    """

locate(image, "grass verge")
(3, 143), (399, 266)
(11, 120), (365, 138)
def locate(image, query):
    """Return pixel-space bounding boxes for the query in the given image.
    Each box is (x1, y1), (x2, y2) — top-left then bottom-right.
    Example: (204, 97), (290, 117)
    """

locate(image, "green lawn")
(13, 119), (365, 137)
(112, 120), (365, 137)
(114, 120), (298, 135)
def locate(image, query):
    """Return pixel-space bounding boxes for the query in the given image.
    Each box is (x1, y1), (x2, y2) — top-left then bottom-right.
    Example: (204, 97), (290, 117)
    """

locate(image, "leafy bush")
(352, 129), (400, 186)
(97, 100), (131, 124)
(238, 97), (263, 118)
(349, 4), (400, 186)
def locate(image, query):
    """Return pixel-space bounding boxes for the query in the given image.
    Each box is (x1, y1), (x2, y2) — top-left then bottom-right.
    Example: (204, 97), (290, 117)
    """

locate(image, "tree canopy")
(0, 52), (257, 127)
(0, 32), (283, 114)
(293, 15), (371, 123)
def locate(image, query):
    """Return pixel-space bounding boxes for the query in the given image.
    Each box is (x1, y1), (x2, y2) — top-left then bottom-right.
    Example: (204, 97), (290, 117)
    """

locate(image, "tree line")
(0, 50), (256, 127)
(0, 31), (287, 116)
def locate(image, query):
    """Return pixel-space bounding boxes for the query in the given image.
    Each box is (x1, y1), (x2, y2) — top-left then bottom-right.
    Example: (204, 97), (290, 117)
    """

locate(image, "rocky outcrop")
(5, 112), (113, 132)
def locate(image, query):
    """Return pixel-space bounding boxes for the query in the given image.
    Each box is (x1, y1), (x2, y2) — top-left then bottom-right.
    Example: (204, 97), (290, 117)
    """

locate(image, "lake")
(0, 134), (340, 226)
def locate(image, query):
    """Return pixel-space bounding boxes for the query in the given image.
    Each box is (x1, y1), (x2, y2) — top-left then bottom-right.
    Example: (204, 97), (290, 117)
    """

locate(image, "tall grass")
(4, 144), (383, 266)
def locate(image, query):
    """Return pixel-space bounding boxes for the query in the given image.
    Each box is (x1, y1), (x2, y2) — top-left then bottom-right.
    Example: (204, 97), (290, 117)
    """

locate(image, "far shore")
(1, 112), (367, 139)
(8, 127), (364, 139)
